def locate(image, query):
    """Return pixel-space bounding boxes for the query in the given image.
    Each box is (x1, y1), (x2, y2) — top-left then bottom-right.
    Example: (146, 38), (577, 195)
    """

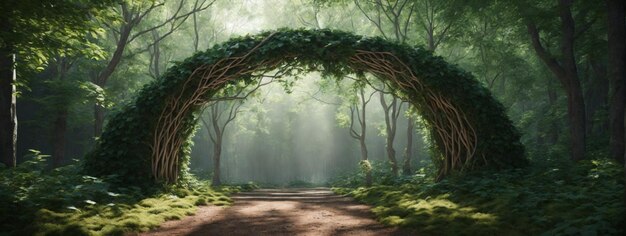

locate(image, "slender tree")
(380, 92), (404, 176)
(353, 0), (415, 174)
(345, 85), (376, 186)
(201, 101), (243, 186)
(606, 0), (625, 164)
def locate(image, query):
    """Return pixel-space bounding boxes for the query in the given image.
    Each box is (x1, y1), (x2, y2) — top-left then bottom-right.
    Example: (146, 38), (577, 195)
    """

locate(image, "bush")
(333, 157), (625, 235)
(0, 151), (239, 235)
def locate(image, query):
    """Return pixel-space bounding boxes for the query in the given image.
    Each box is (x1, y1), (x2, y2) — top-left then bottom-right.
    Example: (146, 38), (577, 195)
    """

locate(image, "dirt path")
(138, 188), (416, 236)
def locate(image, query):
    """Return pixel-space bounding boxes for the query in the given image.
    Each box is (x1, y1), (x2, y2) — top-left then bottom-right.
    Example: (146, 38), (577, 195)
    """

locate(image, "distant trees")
(337, 82), (376, 186)
(92, 0), (214, 137)
(201, 78), (273, 186)
(0, 0), (115, 167)
(201, 100), (243, 186)
(352, 0), (416, 176)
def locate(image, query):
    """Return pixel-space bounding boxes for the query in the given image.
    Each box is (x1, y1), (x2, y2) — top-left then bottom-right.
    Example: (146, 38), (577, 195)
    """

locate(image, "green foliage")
(85, 28), (526, 189)
(0, 151), (239, 235)
(0, 0), (116, 77)
(334, 158), (625, 235)
(331, 160), (433, 187)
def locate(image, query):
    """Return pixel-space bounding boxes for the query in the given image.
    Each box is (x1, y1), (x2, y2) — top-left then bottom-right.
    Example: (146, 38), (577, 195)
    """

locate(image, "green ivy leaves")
(85, 28), (525, 189)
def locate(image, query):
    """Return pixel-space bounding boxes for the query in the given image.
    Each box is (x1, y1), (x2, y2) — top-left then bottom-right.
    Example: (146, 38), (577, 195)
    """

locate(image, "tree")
(92, 0), (214, 137)
(379, 91), (404, 176)
(201, 101), (242, 186)
(523, 0), (590, 161)
(0, 0), (114, 167)
(606, 0), (625, 164)
(340, 83), (376, 186)
(200, 76), (274, 186)
(353, 0), (415, 175)
(49, 57), (76, 167)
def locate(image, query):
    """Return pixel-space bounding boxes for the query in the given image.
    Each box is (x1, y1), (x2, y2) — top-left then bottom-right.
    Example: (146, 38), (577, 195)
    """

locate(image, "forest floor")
(134, 188), (416, 236)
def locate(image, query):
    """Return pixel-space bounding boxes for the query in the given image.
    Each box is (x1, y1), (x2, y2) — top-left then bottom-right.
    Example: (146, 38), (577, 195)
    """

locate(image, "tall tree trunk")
(52, 109), (68, 167)
(547, 79), (560, 145)
(359, 132), (372, 186)
(607, 0), (625, 164)
(0, 48), (16, 168)
(380, 94), (399, 176)
(559, 0), (586, 161)
(0, 15), (16, 167)
(403, 116), (414, 175)
(212, 136), (222, 186)
(51, 58), (73, 168)
(585, 59), (609, 137)
(93, 18), (133, 137)
(94, 105), (105, 137)
(567, 82), (587, 161)
(526, 0), (586, 161)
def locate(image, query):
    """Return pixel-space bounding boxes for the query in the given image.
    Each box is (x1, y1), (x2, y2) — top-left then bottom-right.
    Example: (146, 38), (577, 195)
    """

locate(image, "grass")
(333, 158), (625, 235)
(31, 188), (235, 235)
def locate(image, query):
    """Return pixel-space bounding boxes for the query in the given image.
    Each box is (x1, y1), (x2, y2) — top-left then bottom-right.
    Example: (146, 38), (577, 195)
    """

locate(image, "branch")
(355, 0), (388, 39)
(128, 0), (214, 44)
(526, 21), (567, 85)
(200, 115), (216, 144)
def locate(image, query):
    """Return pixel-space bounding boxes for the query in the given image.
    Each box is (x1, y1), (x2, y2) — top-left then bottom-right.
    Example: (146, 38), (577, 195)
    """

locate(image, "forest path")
(137, 188), (416, 236)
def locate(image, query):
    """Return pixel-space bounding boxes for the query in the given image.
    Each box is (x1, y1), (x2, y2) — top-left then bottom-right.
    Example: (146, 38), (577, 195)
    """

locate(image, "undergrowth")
(0, 151), (249, 235)
(333, 157), (625, 235)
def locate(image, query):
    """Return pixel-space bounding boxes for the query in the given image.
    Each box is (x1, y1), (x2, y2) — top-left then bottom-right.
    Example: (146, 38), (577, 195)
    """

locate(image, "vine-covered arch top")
(85, 29), (526, 187)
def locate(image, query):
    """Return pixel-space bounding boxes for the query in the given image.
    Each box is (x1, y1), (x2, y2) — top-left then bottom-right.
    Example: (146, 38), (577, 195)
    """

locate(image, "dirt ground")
(136, 188), (417, 236)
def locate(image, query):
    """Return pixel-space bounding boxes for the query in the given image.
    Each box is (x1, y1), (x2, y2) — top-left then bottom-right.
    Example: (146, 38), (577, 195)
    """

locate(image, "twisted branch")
(348, 50), (477, 179)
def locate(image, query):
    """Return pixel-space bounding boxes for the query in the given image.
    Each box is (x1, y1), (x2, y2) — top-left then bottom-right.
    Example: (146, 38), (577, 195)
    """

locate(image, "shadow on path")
(138, 188), (418, 236)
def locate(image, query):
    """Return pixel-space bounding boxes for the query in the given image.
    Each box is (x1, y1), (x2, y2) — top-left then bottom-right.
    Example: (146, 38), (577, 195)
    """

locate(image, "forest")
(0, 0), (624, 235)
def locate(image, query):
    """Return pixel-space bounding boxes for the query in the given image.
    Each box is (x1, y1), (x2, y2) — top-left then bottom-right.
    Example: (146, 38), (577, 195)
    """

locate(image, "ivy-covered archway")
(84, 29), (526, 186)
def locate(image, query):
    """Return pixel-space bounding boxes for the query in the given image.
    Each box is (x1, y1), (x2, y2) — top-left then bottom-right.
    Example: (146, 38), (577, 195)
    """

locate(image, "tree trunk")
(560, 0), (586, 161)
(0, 52), (16, 168)
(52, 109), (68, 168)
(607, 0), (625, 164)
(0, 16), (16, 167)
(94, 105), (105, 137)
(547, 80), (560, 145)
(359, 137), (372, 186)
(403, 116), (414, 175)
(526, 0), (586, 161)
(585, 59), (609, 137)
(567, 82), (587, 161)
(212, 137), (222, 186)
(380, 94), (399, 176)
(386, 138), (398, 175)
(93, 18), (133, 137)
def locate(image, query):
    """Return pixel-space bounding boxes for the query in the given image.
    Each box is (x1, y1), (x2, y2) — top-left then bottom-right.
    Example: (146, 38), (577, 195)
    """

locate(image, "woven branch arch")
(84, 29), (526, 186)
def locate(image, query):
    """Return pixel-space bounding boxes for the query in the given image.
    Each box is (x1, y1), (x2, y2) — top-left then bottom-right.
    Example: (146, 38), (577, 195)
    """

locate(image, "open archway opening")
(84, 29), (526, 187)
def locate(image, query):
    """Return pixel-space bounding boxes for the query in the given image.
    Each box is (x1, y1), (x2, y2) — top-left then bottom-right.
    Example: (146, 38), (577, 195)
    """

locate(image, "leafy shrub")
(0, 151), (239, 235)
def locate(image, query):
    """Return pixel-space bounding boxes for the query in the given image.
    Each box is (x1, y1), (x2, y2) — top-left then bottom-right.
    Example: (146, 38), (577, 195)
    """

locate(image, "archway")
(84, 29), (526, 186)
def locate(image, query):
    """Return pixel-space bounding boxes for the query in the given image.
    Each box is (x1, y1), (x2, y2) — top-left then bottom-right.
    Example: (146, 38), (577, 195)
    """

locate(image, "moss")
(29, 184), (237, 235)
(334, 160), (625, 235)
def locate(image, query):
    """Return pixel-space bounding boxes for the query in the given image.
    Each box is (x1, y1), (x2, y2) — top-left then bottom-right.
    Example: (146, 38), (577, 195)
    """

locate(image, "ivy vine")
(84, 28), (526, 188)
